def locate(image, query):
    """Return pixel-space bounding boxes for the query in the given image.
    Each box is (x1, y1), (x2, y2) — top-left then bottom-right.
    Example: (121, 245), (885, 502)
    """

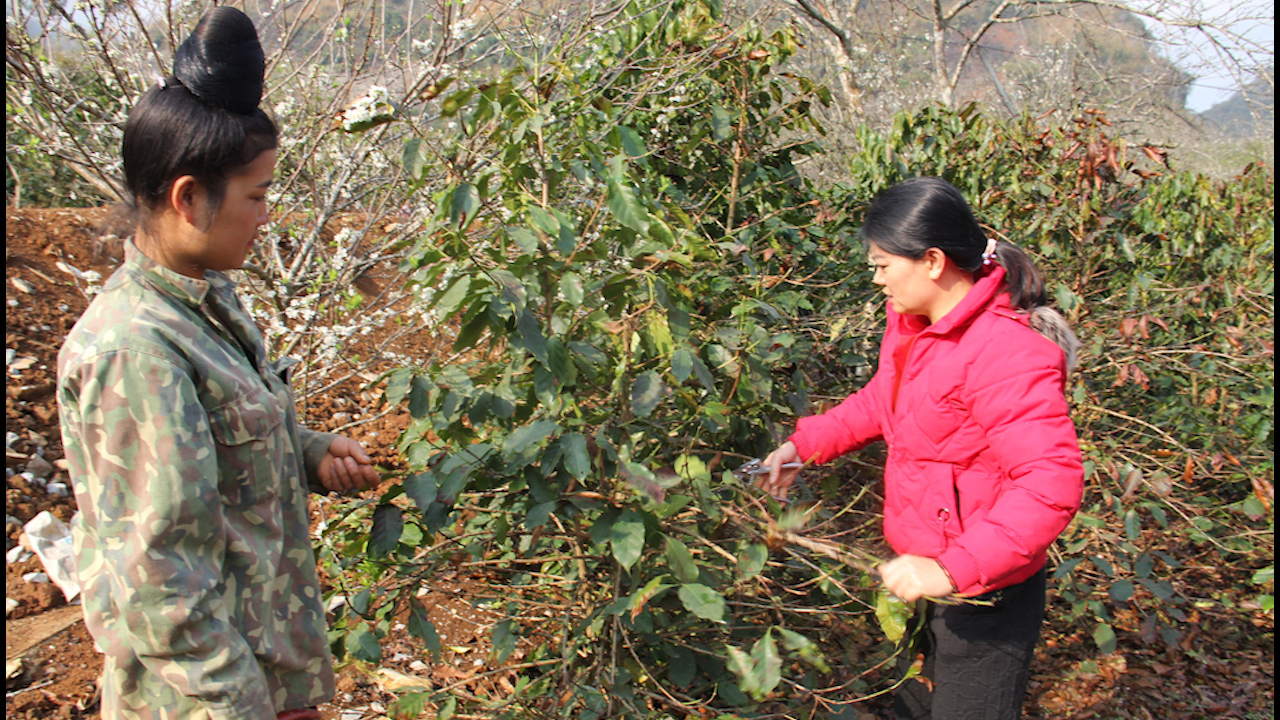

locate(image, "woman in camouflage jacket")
(55, 8), (379, 719)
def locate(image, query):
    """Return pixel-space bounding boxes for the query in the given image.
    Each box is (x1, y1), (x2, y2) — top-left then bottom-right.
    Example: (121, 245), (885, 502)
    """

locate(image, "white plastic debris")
(22, 571), (50, 584)
(46, 482), (69, 497)
(6, 597), (19, 617)
(7, 545), (32, 564)
(326, 595), (347, 613)
(22, 511), (80, 602)
(21, 471), (46, 491)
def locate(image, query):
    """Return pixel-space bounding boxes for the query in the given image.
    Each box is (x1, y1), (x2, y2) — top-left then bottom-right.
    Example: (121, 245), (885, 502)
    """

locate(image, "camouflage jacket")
(57, 242), (337, 719)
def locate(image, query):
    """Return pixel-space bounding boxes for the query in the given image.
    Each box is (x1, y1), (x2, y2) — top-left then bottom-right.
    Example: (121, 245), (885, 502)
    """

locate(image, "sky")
(1138, 0), (1275, 112)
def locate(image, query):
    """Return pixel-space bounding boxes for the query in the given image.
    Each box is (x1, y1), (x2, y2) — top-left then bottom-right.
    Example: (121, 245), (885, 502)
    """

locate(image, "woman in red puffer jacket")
(760, 177), (1083, 720)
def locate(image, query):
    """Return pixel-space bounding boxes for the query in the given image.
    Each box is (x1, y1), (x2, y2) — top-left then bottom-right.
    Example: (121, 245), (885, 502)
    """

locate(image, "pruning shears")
(733, 458), (805, 478)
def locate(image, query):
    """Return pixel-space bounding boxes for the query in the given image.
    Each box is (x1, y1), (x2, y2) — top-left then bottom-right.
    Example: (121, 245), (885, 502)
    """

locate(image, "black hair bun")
(172, 7), (266, 115)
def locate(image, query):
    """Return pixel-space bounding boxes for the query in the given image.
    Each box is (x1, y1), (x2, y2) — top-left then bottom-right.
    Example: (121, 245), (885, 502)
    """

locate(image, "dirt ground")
(5, 207), (1274, 719)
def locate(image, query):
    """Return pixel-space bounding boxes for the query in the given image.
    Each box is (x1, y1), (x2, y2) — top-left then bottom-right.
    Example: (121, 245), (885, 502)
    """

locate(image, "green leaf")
(529, 206), (559, 235)
(1252, 566), (1274, 585)
(502, 420), (559, 460)
(562, 432), (591, 481)
(407, 599), (441, 661)
(490, 269), (527, 310)
(1138, 578), (1176, 601)
(691, 353), (716, 391)
(727, 630), (782, 701)
(560, 272), (585, 306)
(403, 472), (437, 510)
(1108, 579), (1134, 603)
(517, 309), (548, 364)
(611, 512), (646, 570)
(449, 183), (480, 228)
(388, 691), (432, 720)
(526, 500), (557, 529)
(1054, 283), (1081, 312)
(711, 105), (733, 141)
(671, 348), (693, 383)
(678, 583), (726, 623)
(370, 504), (405, 558)
(631, 371), (664, 417)
(776, 627), (831, 673)
(434, 274), (472, 317)
(725, 646), (755, 697)
(738, 543), (768, 580)
(621, 462), (666, 502)
(508, 227), (540, 253)
(875, 588), (912, 643)
(1124, 509), (1142, 543)
(345, 624), (382, 662)
(674, 454), (709, 483)
(452, 305), (489, 352)
(1092, 622), (1117, 654)
(440, 87), (475, 116)
(666, 645), (697, 687)
(408, 376), (433, 419)
(607, 178), (651, 235)
(491, 620), (517, 663)
(749, 630), (782, 699)
(546, 337), (575, 385)
(664, 536), (700, 584)
(628, 575), (671, 620)
(403, 138), (429, 180)
(619, 126), (647, 158)
(385, 368), (413, 406)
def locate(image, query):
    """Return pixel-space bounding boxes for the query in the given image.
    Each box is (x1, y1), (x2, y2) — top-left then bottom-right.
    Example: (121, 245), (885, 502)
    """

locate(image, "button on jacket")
(57, 241), (337, 719)
(790, 266), (1083, 596)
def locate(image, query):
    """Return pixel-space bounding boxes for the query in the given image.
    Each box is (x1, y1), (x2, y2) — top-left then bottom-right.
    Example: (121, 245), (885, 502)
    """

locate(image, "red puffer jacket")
(790, 266), (1083, 596)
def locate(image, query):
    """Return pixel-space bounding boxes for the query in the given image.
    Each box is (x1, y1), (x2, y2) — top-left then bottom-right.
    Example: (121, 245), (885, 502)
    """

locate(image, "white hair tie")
(982, 238), (998, 266)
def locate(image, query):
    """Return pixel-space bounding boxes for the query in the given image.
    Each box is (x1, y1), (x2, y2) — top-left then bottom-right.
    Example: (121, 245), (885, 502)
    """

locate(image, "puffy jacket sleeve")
(937, 333), (1083, 594)
(789, 368), (888, 465)
(59, 349), (276, 719)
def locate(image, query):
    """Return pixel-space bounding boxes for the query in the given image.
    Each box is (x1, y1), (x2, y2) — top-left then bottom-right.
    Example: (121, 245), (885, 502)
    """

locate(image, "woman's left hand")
(318, 436), (380, 493)
(879, 555), (956, 602)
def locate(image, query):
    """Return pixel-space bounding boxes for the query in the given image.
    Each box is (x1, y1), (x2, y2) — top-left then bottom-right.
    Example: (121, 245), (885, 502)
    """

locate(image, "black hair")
(861, 176), (1046, 311)
(122, 6), (276, 226)
(861, 176), (1081, 370)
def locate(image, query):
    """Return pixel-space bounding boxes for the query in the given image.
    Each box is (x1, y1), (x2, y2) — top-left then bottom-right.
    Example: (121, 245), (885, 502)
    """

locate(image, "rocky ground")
(5, 207), (1274, 719)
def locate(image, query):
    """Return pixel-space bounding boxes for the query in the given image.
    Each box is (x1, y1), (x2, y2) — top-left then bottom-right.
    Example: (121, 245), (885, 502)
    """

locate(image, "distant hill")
(1200, 70), (1274, 138)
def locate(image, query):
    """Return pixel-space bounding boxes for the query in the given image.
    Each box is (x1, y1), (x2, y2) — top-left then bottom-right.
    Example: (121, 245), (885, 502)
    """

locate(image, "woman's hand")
(318, 436), (380, 493)
(878, 555), (956, 602)
(759, 441), (803, 500)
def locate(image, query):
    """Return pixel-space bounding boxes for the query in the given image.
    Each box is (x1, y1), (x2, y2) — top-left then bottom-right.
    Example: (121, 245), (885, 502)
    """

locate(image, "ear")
(923, 247), (949, 280)
(166, 175), (202, 226)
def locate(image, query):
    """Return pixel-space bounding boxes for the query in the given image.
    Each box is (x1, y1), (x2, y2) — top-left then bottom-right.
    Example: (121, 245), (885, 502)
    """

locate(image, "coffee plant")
(319, 0), (1273, 714)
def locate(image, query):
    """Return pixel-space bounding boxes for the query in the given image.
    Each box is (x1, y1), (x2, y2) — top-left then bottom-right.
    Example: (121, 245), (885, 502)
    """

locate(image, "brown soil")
(5, 208), (1274, 719)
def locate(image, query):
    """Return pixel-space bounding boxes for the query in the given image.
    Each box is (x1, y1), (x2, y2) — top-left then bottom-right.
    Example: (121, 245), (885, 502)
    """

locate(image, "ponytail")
(990, 240), (1081, 372)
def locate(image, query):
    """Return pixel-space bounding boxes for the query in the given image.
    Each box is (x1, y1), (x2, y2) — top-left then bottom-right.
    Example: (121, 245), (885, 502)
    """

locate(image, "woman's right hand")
(759, 441), (803, 500)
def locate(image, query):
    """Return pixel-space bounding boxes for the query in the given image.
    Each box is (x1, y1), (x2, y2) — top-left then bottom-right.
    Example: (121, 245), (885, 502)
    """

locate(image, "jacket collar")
(889, 265), (1013, 336)
(123, 239), (238, 308)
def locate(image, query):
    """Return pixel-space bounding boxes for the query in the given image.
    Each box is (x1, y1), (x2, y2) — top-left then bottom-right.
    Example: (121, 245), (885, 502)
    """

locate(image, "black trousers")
(892, 567), (1046, 720)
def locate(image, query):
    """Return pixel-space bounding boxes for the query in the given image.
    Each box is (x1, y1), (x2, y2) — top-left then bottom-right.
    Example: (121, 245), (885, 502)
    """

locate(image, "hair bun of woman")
(172, 6), (266, 115)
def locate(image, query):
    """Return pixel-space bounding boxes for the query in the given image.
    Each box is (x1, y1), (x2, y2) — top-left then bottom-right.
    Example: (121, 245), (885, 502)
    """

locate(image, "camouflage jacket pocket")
(208, 388), (286, 507)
